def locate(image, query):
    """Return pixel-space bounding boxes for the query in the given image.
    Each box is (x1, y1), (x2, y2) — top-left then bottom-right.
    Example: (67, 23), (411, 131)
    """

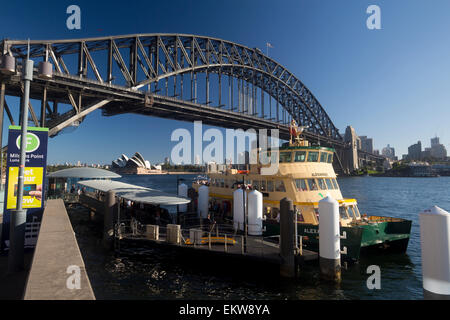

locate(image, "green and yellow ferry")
(192, 126), (412, 261)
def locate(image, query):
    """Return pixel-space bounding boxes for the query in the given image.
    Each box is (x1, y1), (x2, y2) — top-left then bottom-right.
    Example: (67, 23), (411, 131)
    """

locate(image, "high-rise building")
(382, 144), (396, 160)
(422, 148), (432, 159)
(359, 136), (374, 153)
(431, 136), (440, 147)
(408, 141), (422, 160)
(194, 154), (201, 165)
(429, 136), (447, 159)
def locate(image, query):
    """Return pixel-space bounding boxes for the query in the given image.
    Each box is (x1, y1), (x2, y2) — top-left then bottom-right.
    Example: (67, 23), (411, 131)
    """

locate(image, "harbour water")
(67, 175), (450, 300)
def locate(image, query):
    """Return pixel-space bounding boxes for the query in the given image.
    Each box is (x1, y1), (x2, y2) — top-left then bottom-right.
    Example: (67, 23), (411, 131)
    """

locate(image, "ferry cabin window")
(354, 205), (361, 218)
(220, 179), (225, 188)
(252, 180), (260, 190)
(279, 152), (292, 163)
(265, 151), (277, 164)
(295, 179), (308, 191)
(325, 178), (334, 190)
(339, 206), (350, 219)
(332, 178), (339, 190)
(294, 151), (307, 162)
(307, 179), (318, 191)
(348, 206), (356, 219)
(275, 180), (286, 192)
(260, 180), (267, 192)
(267, 180), (274, 192)
(320, 152), (328, 163)
(307, 151), (319, 162)
(327, 153), (333, 163)
(317, 178), (327, 190)
(349, 205), (360, 219)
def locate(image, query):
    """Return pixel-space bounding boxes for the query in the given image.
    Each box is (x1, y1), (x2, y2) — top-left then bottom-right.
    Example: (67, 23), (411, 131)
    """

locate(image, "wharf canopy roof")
(47, 167), (121, 179)
(77, 179), (191, 206)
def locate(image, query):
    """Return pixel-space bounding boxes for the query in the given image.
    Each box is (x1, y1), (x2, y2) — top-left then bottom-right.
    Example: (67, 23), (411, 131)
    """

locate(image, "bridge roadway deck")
(24, 199), (95, 300)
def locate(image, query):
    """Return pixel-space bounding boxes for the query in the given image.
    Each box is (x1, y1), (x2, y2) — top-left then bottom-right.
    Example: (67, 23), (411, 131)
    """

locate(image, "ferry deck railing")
(114, 218), (303, 261)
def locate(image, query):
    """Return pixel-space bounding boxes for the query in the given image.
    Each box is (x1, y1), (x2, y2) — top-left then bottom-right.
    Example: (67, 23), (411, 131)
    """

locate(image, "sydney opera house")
(111, 152), (162, 174)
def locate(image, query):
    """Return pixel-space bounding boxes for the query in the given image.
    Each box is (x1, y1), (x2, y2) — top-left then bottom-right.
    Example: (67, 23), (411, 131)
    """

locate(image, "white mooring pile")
(318, 195), (341, 282)
(247, 190), (263, 235)
(197, 185), (209, 219)
(420, 206), (450, 299)
(178, 183), (188, 213)
(233, 189), (246, 231)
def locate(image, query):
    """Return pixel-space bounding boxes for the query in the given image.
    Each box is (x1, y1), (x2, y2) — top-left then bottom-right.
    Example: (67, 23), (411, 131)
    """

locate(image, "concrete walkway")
(24, 199), (95, 300)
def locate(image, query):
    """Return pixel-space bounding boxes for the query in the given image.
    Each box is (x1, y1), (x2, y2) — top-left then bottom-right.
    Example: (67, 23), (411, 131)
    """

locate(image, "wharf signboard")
(1, 126), (49, 251)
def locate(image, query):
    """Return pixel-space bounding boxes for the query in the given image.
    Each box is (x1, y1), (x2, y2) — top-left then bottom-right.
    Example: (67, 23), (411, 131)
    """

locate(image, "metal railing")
(114, 218), (303, 261)
(46, 192), (79, 203)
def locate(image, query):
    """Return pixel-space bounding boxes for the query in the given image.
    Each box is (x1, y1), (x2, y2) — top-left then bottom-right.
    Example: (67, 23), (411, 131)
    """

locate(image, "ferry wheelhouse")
(192, 125), (412, 261)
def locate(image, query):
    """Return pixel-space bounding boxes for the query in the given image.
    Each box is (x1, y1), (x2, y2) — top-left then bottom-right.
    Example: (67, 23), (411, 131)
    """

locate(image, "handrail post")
(208, 232), (211, 250)
(224, 234), (228, 252)
(299, 235), (303, 256)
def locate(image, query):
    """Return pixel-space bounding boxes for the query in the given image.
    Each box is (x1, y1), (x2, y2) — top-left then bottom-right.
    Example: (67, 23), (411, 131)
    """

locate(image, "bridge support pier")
(342, 126), (360, 174)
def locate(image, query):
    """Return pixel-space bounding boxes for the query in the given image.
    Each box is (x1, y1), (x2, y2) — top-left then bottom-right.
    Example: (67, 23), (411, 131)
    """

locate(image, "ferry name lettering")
(312, 173), (328, 177)
(304, 228), (318, 234)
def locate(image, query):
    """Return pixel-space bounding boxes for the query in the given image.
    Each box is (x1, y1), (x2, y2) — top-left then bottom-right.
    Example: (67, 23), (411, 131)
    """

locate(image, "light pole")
(232, 179), (248, 252)
(240, 178), (248, 253)
(0, 82), (5, 192)
(176, 176), (185, 224)
(8, 42), (33, 272)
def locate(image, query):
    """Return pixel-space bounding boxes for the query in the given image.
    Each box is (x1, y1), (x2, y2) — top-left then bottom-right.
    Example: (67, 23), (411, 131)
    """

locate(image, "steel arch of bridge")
(1, 33), (342, 142)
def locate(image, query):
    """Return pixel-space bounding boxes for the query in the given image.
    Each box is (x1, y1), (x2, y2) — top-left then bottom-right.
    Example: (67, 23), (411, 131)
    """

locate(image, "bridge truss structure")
(0, 33), (384, 172)
(0, 34), (342, 138)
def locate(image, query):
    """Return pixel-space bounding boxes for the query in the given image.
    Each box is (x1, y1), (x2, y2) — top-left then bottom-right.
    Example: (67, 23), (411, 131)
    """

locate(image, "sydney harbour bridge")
(0, 34), (382, 173)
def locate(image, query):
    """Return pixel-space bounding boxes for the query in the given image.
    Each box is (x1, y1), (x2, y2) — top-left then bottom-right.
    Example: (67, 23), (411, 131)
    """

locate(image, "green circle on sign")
(16, 133), (40, 153)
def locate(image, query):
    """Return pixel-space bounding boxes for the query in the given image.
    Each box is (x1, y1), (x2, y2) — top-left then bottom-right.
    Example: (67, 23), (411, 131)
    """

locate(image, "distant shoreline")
(164, 171), (205, 175)
(120, 171), (204, 175)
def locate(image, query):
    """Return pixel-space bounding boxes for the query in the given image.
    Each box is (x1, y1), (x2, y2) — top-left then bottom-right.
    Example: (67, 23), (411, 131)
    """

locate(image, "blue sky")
(1, 0), (450, 164)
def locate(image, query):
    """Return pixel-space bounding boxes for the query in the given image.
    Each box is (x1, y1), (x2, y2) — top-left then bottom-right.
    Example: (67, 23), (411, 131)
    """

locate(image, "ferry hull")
(264, 218), (411, 261)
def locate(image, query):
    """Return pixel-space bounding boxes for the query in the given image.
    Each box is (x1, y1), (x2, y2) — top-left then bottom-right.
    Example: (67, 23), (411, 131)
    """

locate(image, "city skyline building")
(431, 136), (440, 148)
(408, 141), (422, 161)
(406, 136), (447, 161)
(359, 136), (374, 154)
(382, 144), (396, 160)
(429, 136), (447, 159)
